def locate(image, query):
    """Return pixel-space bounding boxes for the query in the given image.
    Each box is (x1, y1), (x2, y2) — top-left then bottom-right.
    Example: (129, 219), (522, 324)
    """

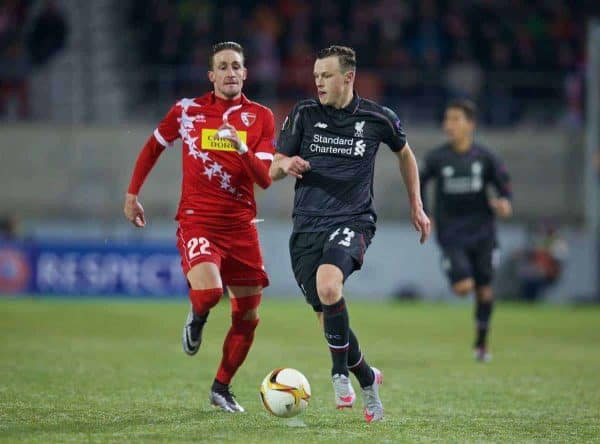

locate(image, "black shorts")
(441, 239), (498, 287)
(289, 223), (374, 312)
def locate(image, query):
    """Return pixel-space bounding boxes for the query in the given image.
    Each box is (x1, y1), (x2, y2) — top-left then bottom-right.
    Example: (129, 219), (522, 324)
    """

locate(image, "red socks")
(189, 288), (222, 316)
(215, 294), (261, 385)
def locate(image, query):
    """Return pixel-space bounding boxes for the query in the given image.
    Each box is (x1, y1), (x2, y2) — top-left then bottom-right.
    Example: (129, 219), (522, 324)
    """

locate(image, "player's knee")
(316, 265), (344, 305)
(187, 262), (221, 289)
(241, 307), (259, 321)
(317, 281), (343, 305)
(476, 285), (494, 302)
(189, 288), (223, 314)
(231, 294), (261, 333)
(452, 279), (474, 297)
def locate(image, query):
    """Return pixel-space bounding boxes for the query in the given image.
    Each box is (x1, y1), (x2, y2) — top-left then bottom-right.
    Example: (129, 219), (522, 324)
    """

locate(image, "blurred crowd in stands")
(127, 0), (587, 126)
(0, 0), (590, 126)
(0, 0), (67, 119)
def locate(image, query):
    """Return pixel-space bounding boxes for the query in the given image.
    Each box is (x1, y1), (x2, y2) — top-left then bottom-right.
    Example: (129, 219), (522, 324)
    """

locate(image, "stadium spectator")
(26, 0), (68, 66)
(0, 215), (18, 241)
(3, 0), (587, 124)
(516, 223), (568, 302)
(0, 0), (31, 119)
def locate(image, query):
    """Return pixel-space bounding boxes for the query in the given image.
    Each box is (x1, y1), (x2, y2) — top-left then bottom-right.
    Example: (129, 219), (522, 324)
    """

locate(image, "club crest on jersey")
(354, 121), (365, 137)
(241, 112), (256, 127)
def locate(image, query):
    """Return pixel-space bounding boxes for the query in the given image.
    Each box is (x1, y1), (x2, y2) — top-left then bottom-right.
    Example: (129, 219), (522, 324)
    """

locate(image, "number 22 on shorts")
(187, 237), (211, 259)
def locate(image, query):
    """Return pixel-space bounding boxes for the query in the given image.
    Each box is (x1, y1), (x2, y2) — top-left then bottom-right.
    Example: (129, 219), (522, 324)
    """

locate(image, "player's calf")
(215, 294), (261, 385)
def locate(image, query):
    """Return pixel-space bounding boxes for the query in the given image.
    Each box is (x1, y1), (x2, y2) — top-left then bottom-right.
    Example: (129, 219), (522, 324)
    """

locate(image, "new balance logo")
(353, 140), (366, 157)
(314, 122), (328, 129)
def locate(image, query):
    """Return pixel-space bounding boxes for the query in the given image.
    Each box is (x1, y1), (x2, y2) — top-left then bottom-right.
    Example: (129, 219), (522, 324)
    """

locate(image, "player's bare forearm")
(269, 153), (311, 180)
(397, 144), (423, 209)
(269, 154), (289, 181)
(396, 144), (431, 243)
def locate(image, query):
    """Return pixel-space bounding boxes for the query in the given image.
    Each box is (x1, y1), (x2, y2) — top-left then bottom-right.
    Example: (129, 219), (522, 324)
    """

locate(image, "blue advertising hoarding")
(0, 240), (188, 297)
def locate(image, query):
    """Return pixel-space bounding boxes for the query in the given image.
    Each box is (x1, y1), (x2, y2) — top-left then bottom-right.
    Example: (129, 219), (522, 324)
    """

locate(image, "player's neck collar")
(342, 91), (360, 114)
(324, 91), (360, 114)
(211, 92), (247, 107)
(450, 138), (474, 154)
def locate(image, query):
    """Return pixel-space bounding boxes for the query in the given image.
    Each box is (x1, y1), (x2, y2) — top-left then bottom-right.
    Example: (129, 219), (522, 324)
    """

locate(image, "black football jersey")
(420, 142), (512, 247)
(277, 93), (406, 232)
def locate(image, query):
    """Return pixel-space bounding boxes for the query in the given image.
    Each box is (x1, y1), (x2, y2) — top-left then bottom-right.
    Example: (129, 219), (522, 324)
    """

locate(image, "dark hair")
(446, 99), (477, 121)
(316, 45), (357, 72)
(209, 41), (244, 70)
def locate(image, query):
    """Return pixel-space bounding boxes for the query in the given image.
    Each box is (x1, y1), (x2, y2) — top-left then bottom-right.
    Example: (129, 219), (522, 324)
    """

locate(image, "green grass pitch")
(1, 297), (599, 443)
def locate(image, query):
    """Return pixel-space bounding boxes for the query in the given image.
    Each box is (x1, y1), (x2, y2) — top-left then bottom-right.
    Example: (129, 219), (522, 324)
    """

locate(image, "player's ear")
(242, 67), (247, 81)
(344, 70), (355, 84)
(208, 70), (216, 83)
(468, 118), (476, 132)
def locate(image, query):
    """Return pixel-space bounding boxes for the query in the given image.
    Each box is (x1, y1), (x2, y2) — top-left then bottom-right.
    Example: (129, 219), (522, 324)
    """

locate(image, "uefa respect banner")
(0, 240), (188, 297)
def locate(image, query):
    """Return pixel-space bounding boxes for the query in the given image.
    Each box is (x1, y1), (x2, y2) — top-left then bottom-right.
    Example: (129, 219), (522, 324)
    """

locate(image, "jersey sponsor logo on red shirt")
(201, 128), (248, 151)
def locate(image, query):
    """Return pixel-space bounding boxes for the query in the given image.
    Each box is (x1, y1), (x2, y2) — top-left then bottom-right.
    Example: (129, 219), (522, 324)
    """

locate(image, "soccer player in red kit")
(123, 42), (275, 413)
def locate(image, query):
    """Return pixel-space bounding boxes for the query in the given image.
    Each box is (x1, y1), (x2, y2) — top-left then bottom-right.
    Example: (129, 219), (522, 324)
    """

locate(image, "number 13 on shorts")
(329, 227), (356, 247)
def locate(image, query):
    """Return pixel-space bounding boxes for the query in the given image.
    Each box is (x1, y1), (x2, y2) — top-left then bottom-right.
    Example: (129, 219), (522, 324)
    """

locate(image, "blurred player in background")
(420, 99), (512, 362)
(270, 46), (430, 422)
(124, 42), (275, 412)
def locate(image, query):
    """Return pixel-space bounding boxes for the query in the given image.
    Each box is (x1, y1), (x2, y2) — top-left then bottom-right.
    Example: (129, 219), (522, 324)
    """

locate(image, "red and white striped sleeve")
(154, 103), (181, 147)
(254, 107), (276, 162)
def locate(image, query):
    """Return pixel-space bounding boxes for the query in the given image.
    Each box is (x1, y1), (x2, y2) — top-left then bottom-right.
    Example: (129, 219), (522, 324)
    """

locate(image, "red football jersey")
(154, 92), (275, 229)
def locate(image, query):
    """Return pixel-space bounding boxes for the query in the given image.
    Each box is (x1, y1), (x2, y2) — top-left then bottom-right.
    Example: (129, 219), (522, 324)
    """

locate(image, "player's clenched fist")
(281, 156), (311, 179)
(216, 122), (246, 153)
(124, 193), (146, 228)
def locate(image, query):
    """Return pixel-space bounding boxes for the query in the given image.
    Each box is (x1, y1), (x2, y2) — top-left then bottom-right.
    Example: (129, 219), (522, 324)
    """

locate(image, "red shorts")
(176, 223), (269, 288)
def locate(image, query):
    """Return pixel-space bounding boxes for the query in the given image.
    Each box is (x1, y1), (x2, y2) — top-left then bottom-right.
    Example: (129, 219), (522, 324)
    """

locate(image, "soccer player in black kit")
(269, 46), (431, 422)
(420, 100), (512, 362)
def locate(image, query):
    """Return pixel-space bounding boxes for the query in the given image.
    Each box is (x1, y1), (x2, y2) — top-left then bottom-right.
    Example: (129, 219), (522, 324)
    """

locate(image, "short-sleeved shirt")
(276, 93), (406, 232)
(420, 142), (512, 247)
(154, 92), (275, 230)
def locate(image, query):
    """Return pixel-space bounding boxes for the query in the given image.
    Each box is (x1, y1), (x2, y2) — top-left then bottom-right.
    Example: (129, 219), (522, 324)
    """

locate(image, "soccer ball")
(259, 368), (311, 418)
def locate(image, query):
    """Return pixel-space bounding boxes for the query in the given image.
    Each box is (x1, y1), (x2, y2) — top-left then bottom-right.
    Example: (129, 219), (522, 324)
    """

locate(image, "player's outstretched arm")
(269, 153), (311, 181)
(396, 143), (431, 244)
(124, 134), (167, 228)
